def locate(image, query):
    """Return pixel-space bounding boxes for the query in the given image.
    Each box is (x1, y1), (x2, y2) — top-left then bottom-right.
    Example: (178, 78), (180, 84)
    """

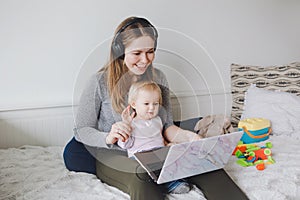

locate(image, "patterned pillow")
(230, 62), (300, 127)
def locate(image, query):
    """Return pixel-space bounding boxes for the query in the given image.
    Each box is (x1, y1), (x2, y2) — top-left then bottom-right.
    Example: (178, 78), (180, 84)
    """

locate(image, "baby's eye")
(144, 103), (149, 105)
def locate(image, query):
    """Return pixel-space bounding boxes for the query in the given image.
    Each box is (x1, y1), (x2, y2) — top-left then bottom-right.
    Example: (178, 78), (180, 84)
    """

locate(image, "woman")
(63, 16), (248, 200)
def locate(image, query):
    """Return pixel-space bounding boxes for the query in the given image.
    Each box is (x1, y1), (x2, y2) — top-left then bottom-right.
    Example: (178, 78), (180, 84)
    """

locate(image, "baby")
(118, 81), (191, 194)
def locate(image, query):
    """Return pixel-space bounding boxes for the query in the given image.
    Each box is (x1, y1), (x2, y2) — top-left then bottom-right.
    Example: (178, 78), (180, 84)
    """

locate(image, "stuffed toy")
(194, 114), (233, 138)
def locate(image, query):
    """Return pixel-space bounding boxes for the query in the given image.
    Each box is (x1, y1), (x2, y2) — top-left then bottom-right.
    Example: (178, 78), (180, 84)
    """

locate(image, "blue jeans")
(166, 179), (188, 193)
(63, 137), (96, 174)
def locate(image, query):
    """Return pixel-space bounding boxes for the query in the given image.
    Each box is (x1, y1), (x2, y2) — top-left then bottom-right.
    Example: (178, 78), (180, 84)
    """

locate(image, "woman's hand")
(106, 106), (135, 145)
(106, 121), (132, 144)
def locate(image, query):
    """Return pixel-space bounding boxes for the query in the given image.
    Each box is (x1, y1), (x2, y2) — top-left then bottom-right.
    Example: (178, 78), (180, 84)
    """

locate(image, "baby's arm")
(118, 106), (135, 149)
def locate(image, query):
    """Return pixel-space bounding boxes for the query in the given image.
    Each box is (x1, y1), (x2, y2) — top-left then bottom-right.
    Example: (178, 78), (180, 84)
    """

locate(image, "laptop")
(133, 131), (243, 184)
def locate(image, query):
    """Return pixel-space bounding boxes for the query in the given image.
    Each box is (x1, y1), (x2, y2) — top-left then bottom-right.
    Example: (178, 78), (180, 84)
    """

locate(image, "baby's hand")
(166, 142), (177, 146)
(185, 130), (203, 142)
(121, 105), (135, 124)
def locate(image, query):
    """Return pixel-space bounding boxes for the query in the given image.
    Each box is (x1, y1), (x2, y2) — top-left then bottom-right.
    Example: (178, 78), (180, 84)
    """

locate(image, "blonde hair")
(99, 17), (158, 113)
(128, 81), (162, 105)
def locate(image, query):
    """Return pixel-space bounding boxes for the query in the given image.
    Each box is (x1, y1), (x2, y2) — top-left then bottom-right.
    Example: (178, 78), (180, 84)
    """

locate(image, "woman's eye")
(133, 52), (140, 56)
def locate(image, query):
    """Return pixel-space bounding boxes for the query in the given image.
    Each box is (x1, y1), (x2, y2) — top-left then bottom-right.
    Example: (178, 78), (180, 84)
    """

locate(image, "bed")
(1, 62), (299, 200)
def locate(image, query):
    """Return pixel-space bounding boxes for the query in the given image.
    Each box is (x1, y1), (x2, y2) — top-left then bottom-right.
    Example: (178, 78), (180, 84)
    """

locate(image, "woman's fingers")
(106, 120), (133, 145)
(106, 129), (129, 144)
(113, 131), (127, 142)
(116, 122), (132, 134)
(115, 129), (129, 142)
(113, 121), (132, 142)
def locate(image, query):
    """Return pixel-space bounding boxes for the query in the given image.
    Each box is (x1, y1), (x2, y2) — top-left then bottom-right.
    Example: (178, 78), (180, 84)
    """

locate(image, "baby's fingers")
(122, 105), (133, 123)
(121, 106), (129, 117)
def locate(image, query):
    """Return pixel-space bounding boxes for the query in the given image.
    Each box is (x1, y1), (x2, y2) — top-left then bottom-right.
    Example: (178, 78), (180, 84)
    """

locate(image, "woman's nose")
(140, 53), (149, 63)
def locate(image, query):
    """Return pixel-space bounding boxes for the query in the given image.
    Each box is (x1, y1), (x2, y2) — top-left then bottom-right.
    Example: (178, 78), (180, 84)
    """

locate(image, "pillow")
(230, 62), (300, 127)
(242, 84), (300, 137)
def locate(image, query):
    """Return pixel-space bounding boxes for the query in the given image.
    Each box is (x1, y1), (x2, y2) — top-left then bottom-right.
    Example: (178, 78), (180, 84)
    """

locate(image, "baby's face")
(132, 90), (160, 120)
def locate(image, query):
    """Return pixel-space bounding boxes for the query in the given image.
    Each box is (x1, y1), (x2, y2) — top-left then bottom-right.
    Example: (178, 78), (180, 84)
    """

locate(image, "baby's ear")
(130, 102), (136, 109)
(128, 104), (137, 119)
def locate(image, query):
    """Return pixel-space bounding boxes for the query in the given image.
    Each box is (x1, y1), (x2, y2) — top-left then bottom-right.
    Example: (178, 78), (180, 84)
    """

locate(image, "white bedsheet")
(1, 135), (299, 200)
(225, 135), (300, 200)
(0, 146), (205, 200)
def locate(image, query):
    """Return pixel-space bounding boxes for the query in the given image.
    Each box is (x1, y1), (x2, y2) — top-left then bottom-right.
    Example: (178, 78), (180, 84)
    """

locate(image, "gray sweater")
(74, 68), (174, 149)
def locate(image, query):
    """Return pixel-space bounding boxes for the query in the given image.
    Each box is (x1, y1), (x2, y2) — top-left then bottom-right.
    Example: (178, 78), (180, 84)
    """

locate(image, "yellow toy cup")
(238, 118), (272, 144)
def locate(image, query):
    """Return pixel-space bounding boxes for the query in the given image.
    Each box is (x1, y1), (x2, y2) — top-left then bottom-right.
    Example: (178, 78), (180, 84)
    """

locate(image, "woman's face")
(124, 36), (155, 75)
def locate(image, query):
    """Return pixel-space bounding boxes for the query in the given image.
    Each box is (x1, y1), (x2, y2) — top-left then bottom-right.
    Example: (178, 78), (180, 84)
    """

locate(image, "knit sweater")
(74, 68), (174, 149)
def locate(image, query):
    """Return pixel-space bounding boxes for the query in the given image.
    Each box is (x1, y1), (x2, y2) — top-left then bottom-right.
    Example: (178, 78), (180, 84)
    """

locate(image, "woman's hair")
(100, 17), (159, 113)
(128, 81), (162, 105)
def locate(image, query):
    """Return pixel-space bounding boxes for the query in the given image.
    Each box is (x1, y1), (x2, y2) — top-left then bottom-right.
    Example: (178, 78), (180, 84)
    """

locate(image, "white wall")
(1, 0), (300, 148)
(1, 0), (299, 112)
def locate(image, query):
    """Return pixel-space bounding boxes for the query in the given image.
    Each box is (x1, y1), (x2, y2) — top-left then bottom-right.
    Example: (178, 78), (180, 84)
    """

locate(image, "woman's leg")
(187, 169), (249, 200)
(95, 149), (167, 200)
(63, 137), (96, 174)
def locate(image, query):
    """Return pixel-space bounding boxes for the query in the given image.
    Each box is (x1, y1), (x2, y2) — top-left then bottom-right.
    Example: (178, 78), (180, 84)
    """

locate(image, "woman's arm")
(75, 74), (130, 148)
(74, 74), (107, 147)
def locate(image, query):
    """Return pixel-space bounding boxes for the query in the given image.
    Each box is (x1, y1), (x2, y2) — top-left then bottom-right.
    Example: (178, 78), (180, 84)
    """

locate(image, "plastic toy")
(233, 141), (275, 170)
(238, 118), (271, 143)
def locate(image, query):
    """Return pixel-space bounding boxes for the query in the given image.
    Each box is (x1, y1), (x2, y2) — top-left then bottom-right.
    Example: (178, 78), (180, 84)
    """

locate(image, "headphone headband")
(111, 17), (158, 59)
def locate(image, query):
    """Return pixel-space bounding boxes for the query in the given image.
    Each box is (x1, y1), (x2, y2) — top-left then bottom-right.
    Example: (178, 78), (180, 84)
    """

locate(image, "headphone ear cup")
(112, 39), (124, 59)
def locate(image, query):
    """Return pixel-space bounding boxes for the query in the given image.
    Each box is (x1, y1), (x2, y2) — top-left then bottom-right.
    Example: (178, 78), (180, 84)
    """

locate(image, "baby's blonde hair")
(128, 81), (162, 105)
